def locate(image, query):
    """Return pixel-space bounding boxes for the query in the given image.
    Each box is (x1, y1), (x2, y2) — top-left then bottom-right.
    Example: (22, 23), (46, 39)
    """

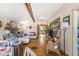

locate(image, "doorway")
(72, 9), (79, 56)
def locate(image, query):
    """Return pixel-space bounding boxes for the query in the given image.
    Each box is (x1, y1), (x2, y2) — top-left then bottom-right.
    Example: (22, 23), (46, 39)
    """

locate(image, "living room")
(0, 3), (79, 56)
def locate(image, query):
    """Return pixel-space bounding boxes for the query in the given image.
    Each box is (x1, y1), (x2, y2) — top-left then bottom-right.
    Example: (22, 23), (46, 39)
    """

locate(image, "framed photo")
(50, 17), (60, 29)
(29, 26), (32, 29)
(11, 21), (17, 28)
(0, 20), (2, 28)
(37, 24), (47, 34)
(63, 16), (70, 25)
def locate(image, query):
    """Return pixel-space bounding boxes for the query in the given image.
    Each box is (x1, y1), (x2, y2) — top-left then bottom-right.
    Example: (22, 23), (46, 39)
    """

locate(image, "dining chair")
(23, 47), (36, 56)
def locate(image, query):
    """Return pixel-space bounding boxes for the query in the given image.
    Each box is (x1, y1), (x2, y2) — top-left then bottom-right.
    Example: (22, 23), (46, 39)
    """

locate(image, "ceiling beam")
(25, 3), (35, 22)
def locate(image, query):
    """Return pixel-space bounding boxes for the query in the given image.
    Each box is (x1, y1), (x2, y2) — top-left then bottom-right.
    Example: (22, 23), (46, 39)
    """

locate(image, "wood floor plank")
(19, 39), (66, 56)
(19, 39), (47, 56)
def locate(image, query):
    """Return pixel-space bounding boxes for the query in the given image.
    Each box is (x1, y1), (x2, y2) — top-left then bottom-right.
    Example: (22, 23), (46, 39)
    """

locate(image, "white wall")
(0, 3), (48, 35)
(0, 3), (33, 35)
(48, 3), (79, 55)
(17, 21), (37, 34)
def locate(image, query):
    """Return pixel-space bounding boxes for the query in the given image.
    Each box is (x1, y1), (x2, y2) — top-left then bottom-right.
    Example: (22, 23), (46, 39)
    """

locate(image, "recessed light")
(20, 20), (30, 24)
(39, 16), (45, 20)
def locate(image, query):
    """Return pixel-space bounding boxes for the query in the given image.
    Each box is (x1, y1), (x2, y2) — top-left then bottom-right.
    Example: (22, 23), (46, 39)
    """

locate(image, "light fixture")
(39, 16), (45, 20)
(20, 21), (30, 24)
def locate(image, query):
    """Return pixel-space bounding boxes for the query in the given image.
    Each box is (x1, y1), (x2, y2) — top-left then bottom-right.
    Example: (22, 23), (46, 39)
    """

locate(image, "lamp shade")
(62, 22), (69, 28)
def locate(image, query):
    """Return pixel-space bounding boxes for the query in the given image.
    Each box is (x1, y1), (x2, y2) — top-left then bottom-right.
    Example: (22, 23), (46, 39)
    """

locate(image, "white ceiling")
(31, 3), (64, 23)
(0, 3), (33, 23)
(0, 3), (64, 24)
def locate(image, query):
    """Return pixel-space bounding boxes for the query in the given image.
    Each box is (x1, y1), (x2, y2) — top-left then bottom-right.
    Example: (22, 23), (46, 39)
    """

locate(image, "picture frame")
(0, 20), (2, 28)
(37, 24), (47, 34)
(63, 15), (70, 25)
(50, 17), (60, 29)
(29, 26), (32, 29)
(11, 20), (17, 28)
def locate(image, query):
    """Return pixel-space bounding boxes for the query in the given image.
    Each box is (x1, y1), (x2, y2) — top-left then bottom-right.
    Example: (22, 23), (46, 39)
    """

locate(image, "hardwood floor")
(19, 39), (67, 56)
(19, 39), (47, 56)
